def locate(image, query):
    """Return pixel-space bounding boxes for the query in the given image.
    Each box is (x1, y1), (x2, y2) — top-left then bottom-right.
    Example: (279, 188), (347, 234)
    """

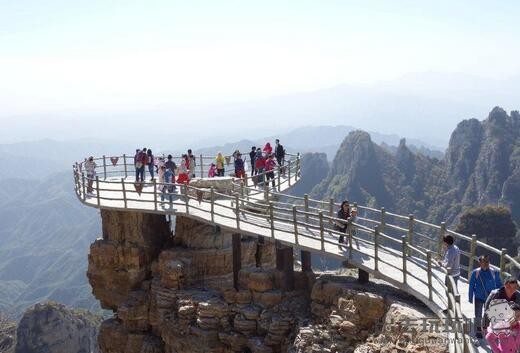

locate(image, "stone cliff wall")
(88, 210), (447, 353)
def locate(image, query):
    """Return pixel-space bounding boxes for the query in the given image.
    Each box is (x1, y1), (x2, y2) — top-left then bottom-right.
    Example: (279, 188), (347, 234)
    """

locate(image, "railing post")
(82, 173), (86, 201)
(500, 248), (507, 281)
(123, 154), (128, 179)
(184, 184), (189, 214)
(269, 202), (274, 238)
(235, 194), (240, 229)
(348, 223), (353, 259)
(438, 222), (446, 254)
(276, 166), (280, 192)
(102, 155), (107, 180)
(153, 179), (158, 211)
(288, 160), (292, 186)
(319, 211), (324, 251)
(380, 207), (386, 233)
(264, 183), (269, 202)
(468, 234), (477, 280)
(296, 153), (300, 180)
(407, 214), (414, 256)
(199, 154), (203, 178)
(304, 194), (309, 223)
(427, 251), (433, 301)
(374, 226), (379, 272)
(121, 178), (127, 208)
(95, 176), (101, 206)
(245, 174), (248, 187)
(401, 235), (407, 284)
(329, 198), (334, 218)
(293, 206), (298, 245)
(210, 187), (215, 223)
(240, 182), (245, 207)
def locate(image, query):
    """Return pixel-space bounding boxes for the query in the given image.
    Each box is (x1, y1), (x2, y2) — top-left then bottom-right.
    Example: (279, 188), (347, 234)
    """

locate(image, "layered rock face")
(88, 210), (447, 353)
(14, 302), (101, 353)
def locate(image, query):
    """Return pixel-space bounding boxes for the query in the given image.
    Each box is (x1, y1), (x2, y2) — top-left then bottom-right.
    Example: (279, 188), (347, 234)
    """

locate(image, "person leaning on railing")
(469, 255), (502, 339)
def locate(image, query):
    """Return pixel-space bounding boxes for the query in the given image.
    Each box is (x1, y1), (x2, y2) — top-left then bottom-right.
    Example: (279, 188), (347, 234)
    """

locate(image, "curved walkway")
(73, 152), (515, 353)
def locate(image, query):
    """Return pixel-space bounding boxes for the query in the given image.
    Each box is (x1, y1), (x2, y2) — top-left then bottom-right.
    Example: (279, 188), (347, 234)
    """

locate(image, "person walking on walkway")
(264, 154), (277, 188)
(335, 200), (351, 244)
(187, 149), (196, 178)
(234, 153), (245, 179)
(147, 149), (155, 181)
(164, 155), (177, 191)
(469, 255), (503, 338)
(85, 156), (97, 194)
(249, 146), (257, 177)
(274, 139), (285, 168)
(135, 148), (147, 182)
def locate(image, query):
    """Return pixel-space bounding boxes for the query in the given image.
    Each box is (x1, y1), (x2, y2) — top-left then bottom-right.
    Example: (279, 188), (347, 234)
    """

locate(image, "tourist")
(486, 303), (520, 352)
(208, 163), (217, 178)
(249, 146), (257, 177)
(484, 276), (520, 334)
(263, 142), (272, 155)
(161, 166), (175, 203)
(216, 152), (225, 177)
(264, 154), (277, 188)
(437, 235), (461, 289)
(187, 149), (196, 178)
(164, 155), (177, 190)
(135, 148), (148, 182)
(84, 156), (97, 194)
(234, 153), (245, 179)
(469, 255), (502, 339)
(255, 148), (265, 185)
(334, 200), (351, 244)
(348, 207), (358, 237)
(177, 154), (190, 185)
(147, 149), (155, 180)
(274, 139), (285, 167)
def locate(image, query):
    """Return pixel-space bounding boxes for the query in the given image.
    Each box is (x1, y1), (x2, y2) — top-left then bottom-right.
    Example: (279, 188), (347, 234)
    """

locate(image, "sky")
(0, 0), (519, 143)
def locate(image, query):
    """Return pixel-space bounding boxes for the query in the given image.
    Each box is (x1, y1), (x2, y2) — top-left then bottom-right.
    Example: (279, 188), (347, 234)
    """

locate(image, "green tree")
(455, 205), (518, 253)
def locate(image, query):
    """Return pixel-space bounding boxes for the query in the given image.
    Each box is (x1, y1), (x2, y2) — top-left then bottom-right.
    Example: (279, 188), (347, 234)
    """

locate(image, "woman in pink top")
(486, 303), (520, 353)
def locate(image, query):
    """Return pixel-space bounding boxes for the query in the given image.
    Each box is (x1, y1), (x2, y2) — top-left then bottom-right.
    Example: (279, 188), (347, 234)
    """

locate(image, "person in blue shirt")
(469, 255), (502, 339)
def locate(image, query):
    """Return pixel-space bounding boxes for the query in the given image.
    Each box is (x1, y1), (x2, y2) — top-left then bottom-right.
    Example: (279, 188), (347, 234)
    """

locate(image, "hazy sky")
(1, 0), (520, 117)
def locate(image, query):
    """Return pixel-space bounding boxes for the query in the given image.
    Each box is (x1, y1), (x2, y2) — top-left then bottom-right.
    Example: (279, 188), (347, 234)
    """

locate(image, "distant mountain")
(310, 107), (520, 242)
(0, 172), (101, 318)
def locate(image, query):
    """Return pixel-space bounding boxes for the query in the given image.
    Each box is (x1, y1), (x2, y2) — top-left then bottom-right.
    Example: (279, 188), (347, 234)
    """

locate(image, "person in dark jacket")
(249, 146), (257, 177)
(334, 200), (350, 244)
(274, 139), (285, 167)
(484, 276), (520, 336)
(469, 255), (503, 338)
(234, 153), (245, 179)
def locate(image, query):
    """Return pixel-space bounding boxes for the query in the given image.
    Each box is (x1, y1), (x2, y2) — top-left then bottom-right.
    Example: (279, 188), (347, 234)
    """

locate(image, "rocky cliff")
(87, 210), (446, 353)
(311, 107), (520, 228)
(0, 313), (16, 353)
(14, 302), (101, 353)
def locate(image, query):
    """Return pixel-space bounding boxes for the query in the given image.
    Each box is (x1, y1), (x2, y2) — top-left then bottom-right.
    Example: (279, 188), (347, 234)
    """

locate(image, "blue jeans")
(136, 166), (145, 182)
(148, 164), (154, 180)
(474, 299), (484, 332)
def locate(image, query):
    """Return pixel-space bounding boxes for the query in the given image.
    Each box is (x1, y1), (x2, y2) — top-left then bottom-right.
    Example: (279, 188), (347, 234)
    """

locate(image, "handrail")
(74, 152), (498, 353)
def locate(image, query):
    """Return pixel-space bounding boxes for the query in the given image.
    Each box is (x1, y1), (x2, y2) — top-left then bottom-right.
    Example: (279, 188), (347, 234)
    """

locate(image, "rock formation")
(87, 210), (447, 353)
(0, 312), (16, 353)
(14, 302), (101, 353)
(311, 107), (520, 231)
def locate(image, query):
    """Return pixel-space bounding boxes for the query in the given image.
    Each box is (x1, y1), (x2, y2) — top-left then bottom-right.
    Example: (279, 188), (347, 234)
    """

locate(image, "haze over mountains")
(1, 107), (519, 319)
(2, 73), (519, 148)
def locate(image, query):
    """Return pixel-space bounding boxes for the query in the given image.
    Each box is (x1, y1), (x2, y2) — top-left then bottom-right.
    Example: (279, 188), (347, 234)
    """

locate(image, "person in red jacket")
(263, 142), (272, 155)
(255, 149), (265, 185)
(265, 153), (277, 188)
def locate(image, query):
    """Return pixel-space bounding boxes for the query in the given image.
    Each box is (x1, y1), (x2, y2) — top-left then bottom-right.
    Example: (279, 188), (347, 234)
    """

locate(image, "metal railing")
(72, 151), (516, 353)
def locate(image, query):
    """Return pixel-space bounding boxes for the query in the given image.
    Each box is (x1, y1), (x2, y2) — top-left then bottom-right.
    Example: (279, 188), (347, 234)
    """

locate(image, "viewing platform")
(73, 151), (517, 353)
